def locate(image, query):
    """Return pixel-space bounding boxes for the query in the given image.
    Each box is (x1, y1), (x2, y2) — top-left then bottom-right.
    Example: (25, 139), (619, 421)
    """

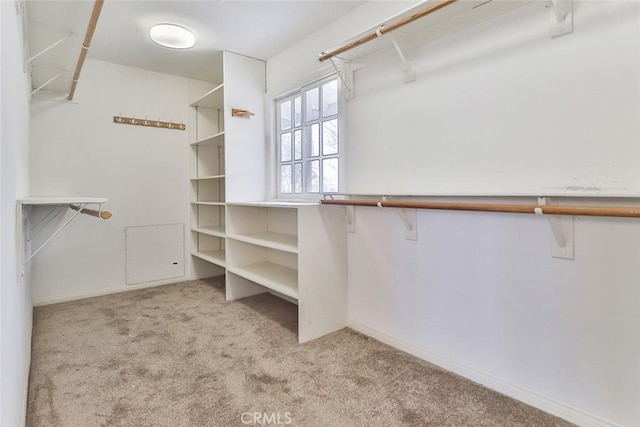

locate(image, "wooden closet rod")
(319, 0), (458, 63)
(70, 204), (112, 220)
(68, 0), (104, 100)
(320, 199), (640, 218)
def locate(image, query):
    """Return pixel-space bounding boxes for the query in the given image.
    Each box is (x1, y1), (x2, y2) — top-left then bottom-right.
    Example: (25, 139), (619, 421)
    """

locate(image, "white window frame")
(275, 75), (344, 199)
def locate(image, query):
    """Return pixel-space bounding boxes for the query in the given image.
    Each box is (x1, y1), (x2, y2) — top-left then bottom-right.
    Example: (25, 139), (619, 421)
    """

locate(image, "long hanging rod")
(319, 0), (458, 63)
(69, 204), (112, 219)
(320, 199), (640, 218)
(68, 0), (104, 100)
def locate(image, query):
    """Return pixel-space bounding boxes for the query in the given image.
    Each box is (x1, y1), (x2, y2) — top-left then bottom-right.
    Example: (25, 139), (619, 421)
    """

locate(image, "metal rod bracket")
(346, 205), (355, 233)
(387, 34), (416, 83)
(396, 208), (417, 241)
(550, 0), (573, 38)
(23, 203), (87, 265)
(537, 197), (574, 259)
(327, 58), (354, 100)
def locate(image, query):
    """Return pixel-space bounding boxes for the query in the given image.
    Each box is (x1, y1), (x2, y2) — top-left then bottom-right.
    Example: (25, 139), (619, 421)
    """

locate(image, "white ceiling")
(26, 0), (366, 86)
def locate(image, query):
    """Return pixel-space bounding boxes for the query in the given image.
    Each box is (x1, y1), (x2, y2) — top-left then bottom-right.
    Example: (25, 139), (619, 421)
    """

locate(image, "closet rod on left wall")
(68, 0), (104, 100)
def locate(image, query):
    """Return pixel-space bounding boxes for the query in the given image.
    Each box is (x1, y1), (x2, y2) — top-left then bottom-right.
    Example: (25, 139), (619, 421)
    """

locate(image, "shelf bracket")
(327, 57), (354, 100)
(26, 35), (69, 65)
(23, 203), (88, 265)
(29, 204), (68, 239)
(345, 205), (355, 233)
(396, 208), (417, 241)
(377, 26), (416, 83)
(537, 197), (574, 259)
(550, 0), (573, 39)
(30, 72), (63, 97)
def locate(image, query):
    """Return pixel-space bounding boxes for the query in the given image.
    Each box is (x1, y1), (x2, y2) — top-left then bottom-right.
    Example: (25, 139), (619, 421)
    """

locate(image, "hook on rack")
(113, 115), (186, 131)
(231, 108), (255, 119)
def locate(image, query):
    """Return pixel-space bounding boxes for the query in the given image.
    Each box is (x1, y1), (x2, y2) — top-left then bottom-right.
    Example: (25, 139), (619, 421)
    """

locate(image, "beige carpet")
(27, 277), (572, 426)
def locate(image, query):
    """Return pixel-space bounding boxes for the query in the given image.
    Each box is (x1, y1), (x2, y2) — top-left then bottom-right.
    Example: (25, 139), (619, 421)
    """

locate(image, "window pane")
(305, 87), (319, 121)
(294, 130), (302, 160)
(280, 100), (291, 131)
(294, 163), (302, 193)
(280, 165), (292, 194)
(322, 80), (338, 117)
(322, 119), (338, 155)
(294, 96), (302, 127)
(306, 160), (320, 193)
(308, 123), (319, 157)
(280, 133), (292, 162)
(323, 158), (339, 193)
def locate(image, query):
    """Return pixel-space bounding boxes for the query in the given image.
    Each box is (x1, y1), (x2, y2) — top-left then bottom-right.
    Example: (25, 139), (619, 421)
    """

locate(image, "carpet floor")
(27, 277), (572, 426)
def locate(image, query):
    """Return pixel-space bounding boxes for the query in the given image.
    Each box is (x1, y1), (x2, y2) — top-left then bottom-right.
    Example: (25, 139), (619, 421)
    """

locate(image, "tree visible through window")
(277, 77), (340, 196)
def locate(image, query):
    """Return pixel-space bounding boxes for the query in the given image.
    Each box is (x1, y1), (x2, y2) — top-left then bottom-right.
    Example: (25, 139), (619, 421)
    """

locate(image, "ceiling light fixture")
(149, 23), (195, 49)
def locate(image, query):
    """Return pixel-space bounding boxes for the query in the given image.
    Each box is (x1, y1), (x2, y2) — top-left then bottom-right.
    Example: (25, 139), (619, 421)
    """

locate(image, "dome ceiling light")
(149, 23), (195, 49)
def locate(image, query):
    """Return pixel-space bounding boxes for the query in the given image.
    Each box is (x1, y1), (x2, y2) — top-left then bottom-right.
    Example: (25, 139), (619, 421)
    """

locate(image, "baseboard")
(347, 320), (621, 427)
(33, 276), (192, 307)
(22, 306), (33, 427)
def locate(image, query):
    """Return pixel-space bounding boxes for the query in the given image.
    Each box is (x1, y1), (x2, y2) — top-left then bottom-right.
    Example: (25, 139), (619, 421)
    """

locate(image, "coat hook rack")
(232, 108), (255, 119)
(113, 115), (186, 130)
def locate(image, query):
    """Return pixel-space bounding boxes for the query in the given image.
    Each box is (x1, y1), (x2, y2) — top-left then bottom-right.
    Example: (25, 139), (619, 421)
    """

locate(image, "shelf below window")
(192, 226), (226, 238)
(227, 262), (298, 300)
(192, 250), (226, 268)
(190, 175), (225, 181)
(191, 201), (225, 206)
(191, 132), (224, 147)
(229, 231), (297, 253)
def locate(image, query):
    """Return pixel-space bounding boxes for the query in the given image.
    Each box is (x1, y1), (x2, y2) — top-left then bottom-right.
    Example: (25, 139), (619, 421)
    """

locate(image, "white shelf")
(191, 132), (224, 147)
(20, 196), (108, 205)
(190, 175), (225, 181)
(229, 231), (297, 254)
(191, 201), (225, 206)
(228, 262), (298, 300)
(192, 226), (226, 238)
(227, 200), (319, 208)
(190, 84), (224, 109)
(192, 250), (226, 268)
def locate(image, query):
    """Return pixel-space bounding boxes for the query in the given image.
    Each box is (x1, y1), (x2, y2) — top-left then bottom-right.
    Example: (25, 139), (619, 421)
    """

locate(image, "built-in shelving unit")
(189, 80), (226, 270)
(226, 204), (299, 300)
(187, 52), (346, 344)
(226, 202), (347, 343)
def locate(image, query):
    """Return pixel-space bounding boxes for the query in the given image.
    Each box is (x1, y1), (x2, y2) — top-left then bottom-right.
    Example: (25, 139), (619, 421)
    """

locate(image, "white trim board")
(32, 275), (215, 307)
(347, 320), (621, 427)
(22, 310), (33, 427)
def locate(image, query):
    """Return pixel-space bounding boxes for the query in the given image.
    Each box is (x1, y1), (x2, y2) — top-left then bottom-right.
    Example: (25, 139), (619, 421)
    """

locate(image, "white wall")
(347, 1), (639, 197)
(29, 59), (208, 304)
(267, 1), (640, 426)
(1, 0), (33, 425)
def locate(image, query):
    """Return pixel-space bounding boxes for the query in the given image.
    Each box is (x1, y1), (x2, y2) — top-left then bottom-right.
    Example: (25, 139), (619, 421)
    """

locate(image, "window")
(276, 77), (341, 197)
